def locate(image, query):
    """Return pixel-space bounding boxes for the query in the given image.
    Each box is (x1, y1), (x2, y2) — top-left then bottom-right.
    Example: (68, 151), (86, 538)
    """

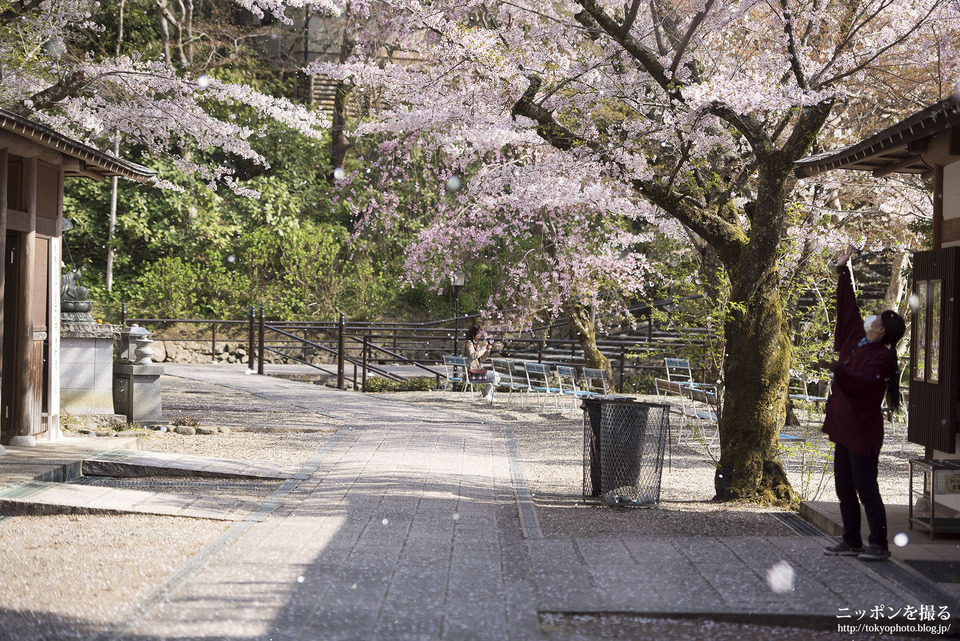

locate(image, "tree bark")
(716, 264), (795, 504)
(713, 158), (797, 505)
(562, 301), (612, 377)
(885, 251), (909, 311)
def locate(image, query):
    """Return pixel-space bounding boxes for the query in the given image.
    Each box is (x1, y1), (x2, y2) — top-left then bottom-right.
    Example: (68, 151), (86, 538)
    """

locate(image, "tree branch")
(511, 75), (747, 258)
(782, 99), (835, 161)
(621, 0), (643, 36)
(707, 103), (772, 159)
(14, 70), (90, 116)
(0, 0), (44, 28)
(635, 178), (748, 265)
(668, 0), (715, 78)
(649, 0), (670, 56)
(574, 0), (676, 98)
(510, 75), (579, 151)
(779, 0), (807, 90)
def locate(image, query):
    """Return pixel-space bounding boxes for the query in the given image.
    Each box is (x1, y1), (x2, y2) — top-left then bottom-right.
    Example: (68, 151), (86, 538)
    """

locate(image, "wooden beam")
(872, 154), (926, 178)
(14, 157), (35, 441)
(71, 168), (107, 182)
(0, 130), (63, 167)
(48, 165), (63, 438)
(62, 157), (107, 180)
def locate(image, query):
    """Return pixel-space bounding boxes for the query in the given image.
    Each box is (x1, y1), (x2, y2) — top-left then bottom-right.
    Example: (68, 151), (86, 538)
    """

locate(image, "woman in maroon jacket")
(818, 245), (905, 562)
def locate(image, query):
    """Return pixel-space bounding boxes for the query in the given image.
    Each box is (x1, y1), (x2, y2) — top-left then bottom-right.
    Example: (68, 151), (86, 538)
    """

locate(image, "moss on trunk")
(716, 266), (797, 506)
(563, 302), (612, 378)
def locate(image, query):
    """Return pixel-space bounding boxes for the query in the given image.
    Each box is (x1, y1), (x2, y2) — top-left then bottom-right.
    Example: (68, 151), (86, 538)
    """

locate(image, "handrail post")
(362, 335), (369, 391)
(247, 306), (255, 369)
(538, 337), (543, 363)
(618, 345), (626, 393)
(211, 321), (217, 363)
(337, 312), (345, 389)
(258, 305), (265, 375)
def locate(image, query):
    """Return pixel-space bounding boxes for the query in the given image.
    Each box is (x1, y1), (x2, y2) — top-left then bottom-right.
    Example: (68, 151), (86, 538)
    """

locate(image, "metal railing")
(121, 299), (710, 392)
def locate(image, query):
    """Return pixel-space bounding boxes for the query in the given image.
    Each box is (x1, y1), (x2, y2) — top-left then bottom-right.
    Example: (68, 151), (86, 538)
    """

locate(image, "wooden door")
(908, 247), (960, 454)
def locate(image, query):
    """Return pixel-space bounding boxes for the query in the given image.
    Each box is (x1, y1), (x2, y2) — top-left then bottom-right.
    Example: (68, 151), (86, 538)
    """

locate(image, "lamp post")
(451, 270), (465, 354)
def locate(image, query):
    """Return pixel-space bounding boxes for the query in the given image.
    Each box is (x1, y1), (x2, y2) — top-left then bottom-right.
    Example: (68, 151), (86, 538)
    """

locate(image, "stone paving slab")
(528, 534), (951, 626)
(8, 364), (957, 639)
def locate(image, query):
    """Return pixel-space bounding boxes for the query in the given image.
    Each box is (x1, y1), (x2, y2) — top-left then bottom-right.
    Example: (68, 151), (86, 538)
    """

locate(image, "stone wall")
(149, 340), (341, 365)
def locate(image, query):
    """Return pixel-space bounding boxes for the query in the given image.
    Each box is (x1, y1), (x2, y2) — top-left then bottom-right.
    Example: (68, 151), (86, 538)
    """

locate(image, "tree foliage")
(310, 0), (960, 503)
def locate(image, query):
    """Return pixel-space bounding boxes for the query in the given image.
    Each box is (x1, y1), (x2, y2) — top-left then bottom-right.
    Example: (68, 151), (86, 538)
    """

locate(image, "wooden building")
(796, 95), (960, 459)
(0, 109), (156, 447)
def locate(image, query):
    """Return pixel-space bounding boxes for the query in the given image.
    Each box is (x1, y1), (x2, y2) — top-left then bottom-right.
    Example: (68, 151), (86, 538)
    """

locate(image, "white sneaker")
(484, 392), (494, 404)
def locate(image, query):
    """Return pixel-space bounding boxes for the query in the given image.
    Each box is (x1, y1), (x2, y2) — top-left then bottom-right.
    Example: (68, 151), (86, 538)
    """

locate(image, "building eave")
(0, 108), (158, 184)
(795, 95), (960, 179)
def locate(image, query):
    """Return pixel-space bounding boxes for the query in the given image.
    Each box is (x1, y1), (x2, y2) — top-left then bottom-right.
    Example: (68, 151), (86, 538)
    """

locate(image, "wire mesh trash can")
(582, 398), (670, 507)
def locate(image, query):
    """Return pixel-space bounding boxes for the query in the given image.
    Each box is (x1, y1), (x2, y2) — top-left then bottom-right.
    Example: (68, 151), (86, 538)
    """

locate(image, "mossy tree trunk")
(716, 264), (794, 503)
(563, 301), (612, 377)
(709, 156), (803, 505)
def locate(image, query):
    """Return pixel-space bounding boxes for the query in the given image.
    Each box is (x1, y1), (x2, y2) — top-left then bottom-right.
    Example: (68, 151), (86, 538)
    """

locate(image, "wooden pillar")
(934, 166), (944, 249)
(13, 157), (36, 444)
(0, 149), (7, 428)
(48, 166), (64, 438)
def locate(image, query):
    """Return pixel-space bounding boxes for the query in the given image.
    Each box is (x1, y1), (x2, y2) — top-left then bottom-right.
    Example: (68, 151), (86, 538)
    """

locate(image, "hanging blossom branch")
(2, 0), (336, 195)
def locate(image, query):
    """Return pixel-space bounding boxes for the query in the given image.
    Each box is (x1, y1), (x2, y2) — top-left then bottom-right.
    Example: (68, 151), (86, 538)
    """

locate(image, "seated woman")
(461, 325), (501, 403)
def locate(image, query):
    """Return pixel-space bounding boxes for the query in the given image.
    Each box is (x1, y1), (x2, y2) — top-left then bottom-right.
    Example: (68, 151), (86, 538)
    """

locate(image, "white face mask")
(863, 314), (878, 334)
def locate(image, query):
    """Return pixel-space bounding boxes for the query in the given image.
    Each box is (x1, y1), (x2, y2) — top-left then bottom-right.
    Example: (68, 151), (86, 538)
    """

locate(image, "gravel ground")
(381, 389), (921, 538)
(0, 377), (922, 640)
(0, 513), (229, 640)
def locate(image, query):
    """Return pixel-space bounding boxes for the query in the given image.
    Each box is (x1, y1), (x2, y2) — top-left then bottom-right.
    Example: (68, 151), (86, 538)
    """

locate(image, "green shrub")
(365, 377), (399, 392)
(620, 371), (656, 394)
(399, 376), (437, 392)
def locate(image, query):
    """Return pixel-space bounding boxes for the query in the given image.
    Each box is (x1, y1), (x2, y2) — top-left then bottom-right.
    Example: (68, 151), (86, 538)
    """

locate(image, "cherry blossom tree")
(345, 140), (661, 372)
(313, 0), (960, 503)
(0, 0), (338, 194)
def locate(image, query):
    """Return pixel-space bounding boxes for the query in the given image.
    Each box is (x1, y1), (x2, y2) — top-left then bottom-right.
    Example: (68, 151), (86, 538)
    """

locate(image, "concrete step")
(0, 440), (293, 521)
(0, 480), (259, 521)
(82, 449), (293, 480)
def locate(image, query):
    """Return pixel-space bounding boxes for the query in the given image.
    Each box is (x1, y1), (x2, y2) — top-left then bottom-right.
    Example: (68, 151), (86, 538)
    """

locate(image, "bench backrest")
(685, 386), (717, 406)
(524, 362), (553, 389)
(582, 367), (609, 395)
(490, 358), (516, 384)
(556, 365), (579, 396)
(655, 378), (686, 396)
(442, 355), (469, 380)
(664, 358), (695, 384)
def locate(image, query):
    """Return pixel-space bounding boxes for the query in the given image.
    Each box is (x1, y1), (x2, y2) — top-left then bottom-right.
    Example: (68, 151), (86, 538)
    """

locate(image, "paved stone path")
(10, 364), (956, 639)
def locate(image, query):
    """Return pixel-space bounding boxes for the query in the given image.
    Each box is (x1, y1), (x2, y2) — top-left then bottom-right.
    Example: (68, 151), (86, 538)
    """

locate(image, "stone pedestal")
(60, 323), (120, 415)
(113, 325), (163, 424)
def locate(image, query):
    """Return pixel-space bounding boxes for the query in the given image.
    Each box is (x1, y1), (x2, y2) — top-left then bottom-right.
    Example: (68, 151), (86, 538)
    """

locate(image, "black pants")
(834, 442), (887, 550)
